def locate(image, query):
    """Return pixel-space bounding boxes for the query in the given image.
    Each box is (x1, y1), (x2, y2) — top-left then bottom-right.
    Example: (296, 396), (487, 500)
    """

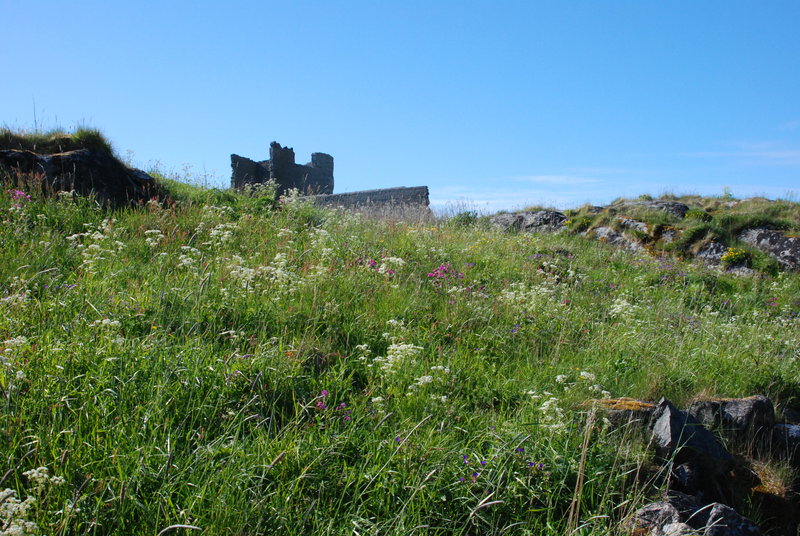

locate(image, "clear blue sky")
(2, 1), (799, 212)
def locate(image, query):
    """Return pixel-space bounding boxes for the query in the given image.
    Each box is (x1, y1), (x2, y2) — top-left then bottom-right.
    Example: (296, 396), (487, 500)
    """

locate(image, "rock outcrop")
(738, 228), (800, 271)
(0, 148), (158, 207)
(612, 201), (690, 219)
(489, 210), (567, 233)
(488, 208), (800, 273)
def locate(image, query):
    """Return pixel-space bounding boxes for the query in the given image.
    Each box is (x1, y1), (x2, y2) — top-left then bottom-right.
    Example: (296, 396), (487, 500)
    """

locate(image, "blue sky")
(2, 1), (799, 212)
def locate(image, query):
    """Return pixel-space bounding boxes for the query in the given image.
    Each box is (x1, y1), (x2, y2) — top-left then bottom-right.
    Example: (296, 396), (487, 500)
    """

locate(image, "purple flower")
(516, 447), (524, 453)
(480, 460), (487, 466)
(462, 455), (469, 464)
(320, 390), (328, 397)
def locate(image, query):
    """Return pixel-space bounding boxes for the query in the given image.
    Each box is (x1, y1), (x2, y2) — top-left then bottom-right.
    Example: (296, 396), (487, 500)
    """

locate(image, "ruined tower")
(231, 142), (334, 196)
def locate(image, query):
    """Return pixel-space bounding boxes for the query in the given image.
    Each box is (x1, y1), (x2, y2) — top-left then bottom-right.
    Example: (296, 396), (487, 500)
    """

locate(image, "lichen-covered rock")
(695, 241), (727, 264)
(489, 210), (567, 232)
(593, 398), (655, 429)
(662, 522), (696, 536)
(628, 493), (762, 536)
(703, 503), (762, 536)
(628, 499), (685, 535)
(590, 226), (645, 251)
(618, 217), (649, 233)
(738, 228), (800, 271)
(627, 492), (702, 535)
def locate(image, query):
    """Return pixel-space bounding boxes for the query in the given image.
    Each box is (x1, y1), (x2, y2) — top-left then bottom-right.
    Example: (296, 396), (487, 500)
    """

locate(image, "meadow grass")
(1, 178), (798, 535)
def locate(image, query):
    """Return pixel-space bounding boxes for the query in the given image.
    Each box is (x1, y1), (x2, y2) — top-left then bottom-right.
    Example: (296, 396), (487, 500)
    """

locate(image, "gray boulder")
(772, 424), (800, 464)
(703, 503), (762, 536)
(628, 492), (762, 536)
(489, 210), (567, 233)
(628, 495), (694, 535)
(615, 201), (691, 219)
(686, 396), (775, 438)
(651, 399), (733, 473)
(738, 228), (800, 271)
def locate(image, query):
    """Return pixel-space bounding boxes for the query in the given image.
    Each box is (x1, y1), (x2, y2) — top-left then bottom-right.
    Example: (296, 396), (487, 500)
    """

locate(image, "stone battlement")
(231, 142), (333, 196)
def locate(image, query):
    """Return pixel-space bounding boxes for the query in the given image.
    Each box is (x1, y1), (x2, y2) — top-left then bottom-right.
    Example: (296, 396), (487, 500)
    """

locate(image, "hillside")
(1, 133), (799, 535)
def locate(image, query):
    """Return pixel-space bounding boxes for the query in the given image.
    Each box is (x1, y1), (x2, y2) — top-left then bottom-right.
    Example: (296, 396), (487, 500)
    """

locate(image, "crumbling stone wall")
(312, 186), (429, 208)
(231, 142), (333, 196)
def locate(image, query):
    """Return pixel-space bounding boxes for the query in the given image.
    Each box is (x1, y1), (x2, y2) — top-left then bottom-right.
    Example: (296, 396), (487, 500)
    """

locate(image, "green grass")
(0, 127), (116, 157)
(1, 177), (798, 535)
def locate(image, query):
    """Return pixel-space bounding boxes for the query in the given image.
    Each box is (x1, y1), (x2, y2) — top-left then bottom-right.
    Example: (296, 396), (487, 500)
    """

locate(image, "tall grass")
(1, 178), (798, 534)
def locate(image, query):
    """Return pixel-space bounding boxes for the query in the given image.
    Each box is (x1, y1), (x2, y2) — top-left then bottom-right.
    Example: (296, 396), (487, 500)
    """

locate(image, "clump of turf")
(0, 126), (115, 156)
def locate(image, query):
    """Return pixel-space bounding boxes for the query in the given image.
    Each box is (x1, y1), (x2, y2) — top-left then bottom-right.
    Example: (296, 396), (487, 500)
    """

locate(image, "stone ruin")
(231, 142), (334, 197)
(231, 142), (430, 211)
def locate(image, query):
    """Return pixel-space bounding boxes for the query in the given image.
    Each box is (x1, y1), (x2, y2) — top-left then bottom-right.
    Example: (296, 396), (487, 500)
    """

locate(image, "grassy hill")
(1, 136), (799, 534)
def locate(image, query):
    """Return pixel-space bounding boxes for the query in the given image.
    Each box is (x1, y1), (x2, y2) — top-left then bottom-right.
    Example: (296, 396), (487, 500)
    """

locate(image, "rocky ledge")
(594, 395), (800, 535)
(490, 207), (800, 271)
(0, 148), (159, 207)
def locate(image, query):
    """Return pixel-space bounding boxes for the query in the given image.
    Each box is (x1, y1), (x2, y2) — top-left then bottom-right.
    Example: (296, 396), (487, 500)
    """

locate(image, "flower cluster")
(144, 229), (165, 248)
(67, 218), (126, 272)
(314, 390), (352, 422)
(499, 282), (555, 314)
(2, 335), (29, 384)
(372, 343), (423, 374)
(427, 263), (464, 282)
(609, 296), (638, 319)
(5, 188), (31, 210)
(0, 487), (37, 535)
(721, 247), (751, 267)
(360, 256), (405, 277)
